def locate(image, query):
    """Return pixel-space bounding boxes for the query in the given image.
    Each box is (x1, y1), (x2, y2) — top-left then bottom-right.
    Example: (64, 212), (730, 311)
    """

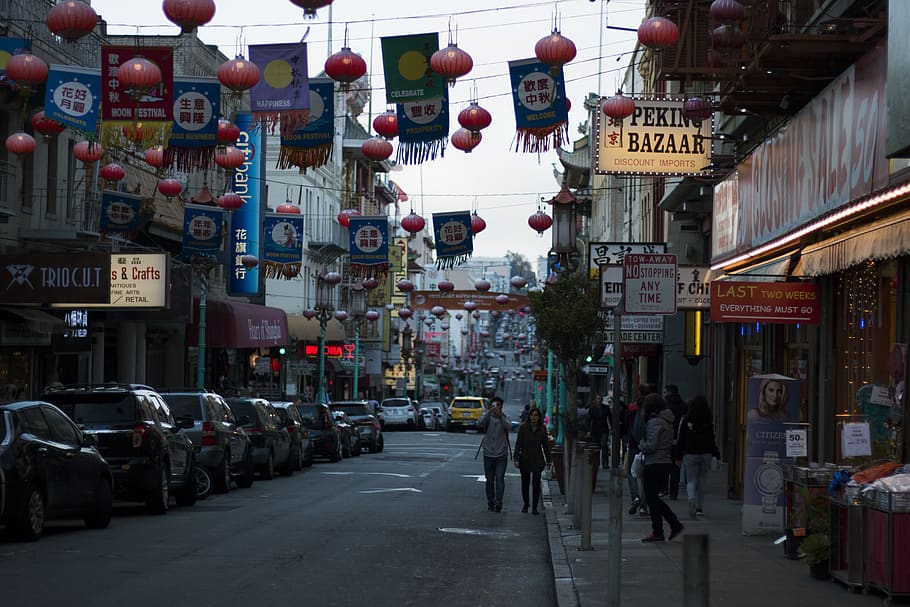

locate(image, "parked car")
(421, 401), (447, 430)
(331, 410), (362, 458)
(271, 401), (314, 469)
(225, 397), (293, 479)
(446, 396), (489, 432)
(418, 407), (437, 430)
(160, 390), (255, 496)
(295, 403), (343, 462)
(0, 400), (114, 541)
(329, 400), (383, 453)
(378, 397), (419, 430)
(43, 384), (197, 514)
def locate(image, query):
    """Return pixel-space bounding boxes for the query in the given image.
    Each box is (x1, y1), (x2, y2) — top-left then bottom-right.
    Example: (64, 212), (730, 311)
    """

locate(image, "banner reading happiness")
(250, 42), (310, 135)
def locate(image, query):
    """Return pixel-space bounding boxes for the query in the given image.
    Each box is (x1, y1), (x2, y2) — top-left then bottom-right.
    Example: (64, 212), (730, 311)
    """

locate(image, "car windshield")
(452, 400), (482, 409)
(383, 399), (409, 408)
(227, 400), (256, 424)
(296, 404), (327, 430)
(332, 405), (370, 416)
(161, 395), (203, 419)
(49, 394), (135, 424)
(274, 408), (289, 422)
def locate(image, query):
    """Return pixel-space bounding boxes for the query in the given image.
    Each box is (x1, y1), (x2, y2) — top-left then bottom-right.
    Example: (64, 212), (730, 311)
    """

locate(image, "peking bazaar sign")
(710, 281), (820, 324)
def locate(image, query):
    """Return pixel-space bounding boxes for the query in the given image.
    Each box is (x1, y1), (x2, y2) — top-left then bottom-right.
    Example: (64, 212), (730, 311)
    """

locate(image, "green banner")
(381, 33), (443, 104)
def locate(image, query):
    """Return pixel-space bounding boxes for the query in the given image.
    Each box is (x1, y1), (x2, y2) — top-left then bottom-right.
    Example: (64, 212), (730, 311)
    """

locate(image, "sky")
(90, 0), (646, 268)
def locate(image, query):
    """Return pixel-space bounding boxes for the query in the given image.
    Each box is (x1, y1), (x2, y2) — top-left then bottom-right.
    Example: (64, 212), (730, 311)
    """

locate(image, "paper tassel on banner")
(348, 263), (389, 281)
(262, 261), (301, 280)
(163, 145), (214, 172)
(277, 144), (332, 171)
(396, 138), (446, 165)
(396, 93), (449, 165)
(508, 57), (570, 156)
(101, 121), (173, 150)
(512, 123), (569, 154)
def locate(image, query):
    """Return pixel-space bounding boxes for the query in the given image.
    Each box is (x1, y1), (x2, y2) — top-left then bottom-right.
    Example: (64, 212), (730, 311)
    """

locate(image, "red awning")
(187, 297), (289, 349)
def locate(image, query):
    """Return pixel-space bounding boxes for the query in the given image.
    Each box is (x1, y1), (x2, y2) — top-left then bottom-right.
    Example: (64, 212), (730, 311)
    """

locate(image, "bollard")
(683, 534), (709, 607)
(580, 449), (594, 550)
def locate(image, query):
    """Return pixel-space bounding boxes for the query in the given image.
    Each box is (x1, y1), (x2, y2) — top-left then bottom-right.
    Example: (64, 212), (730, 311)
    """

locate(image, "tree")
(528, 268), (605, 442)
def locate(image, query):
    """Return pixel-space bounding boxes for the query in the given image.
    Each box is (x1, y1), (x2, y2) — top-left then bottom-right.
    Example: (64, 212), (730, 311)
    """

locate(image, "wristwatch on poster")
(755, 450), (784, 514)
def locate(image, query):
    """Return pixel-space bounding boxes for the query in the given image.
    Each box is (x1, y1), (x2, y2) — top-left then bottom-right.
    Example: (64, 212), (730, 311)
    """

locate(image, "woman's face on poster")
(764, 381), (784, 408)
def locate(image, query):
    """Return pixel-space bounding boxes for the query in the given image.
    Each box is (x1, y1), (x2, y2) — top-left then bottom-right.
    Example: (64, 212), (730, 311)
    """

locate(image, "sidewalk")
(543, 466), (890, 607)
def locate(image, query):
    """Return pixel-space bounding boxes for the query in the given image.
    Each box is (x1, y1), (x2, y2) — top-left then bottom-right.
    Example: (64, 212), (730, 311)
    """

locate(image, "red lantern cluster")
(45, 0), (98, 42)
(458, 102), (492, 137)
(601, 92), (636, 122)
(5, 132), (36, 157)
(451, 128), (481, 153)
(683, 97), (713, 124)
(217, 56), (261, 95)
(430, 43), (473, 86)
(73, 140), (104, 163)
(163, 0), (216, 34)
(217, 119), (240, 146)
(5, 51), (49, 90)
(362, 137), (393, 162)
(324, 46), (367, 88)
(31, 111), (65, 138)
(289, 0), (333, 18)
(117, 56), (162, 98)
(99, 162), (126, 183)
(157, 178), (183, 199)
(470, 212), (486, 236)
(401, 212), (425, 235)
(217, 191), (244, 211)
(637, 16), (680, 49)
(528, 210), (553, 234)
(534, 28), (577, 74)
(372, 110), (399, 140)
(214, 146), (245, 170)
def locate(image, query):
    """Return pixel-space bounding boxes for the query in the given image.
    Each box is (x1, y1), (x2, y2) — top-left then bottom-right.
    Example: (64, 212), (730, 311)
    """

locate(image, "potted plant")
(795, 488), (830, 579)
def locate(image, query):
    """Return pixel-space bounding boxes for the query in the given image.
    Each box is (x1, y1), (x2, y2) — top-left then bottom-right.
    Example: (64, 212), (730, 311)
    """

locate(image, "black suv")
(226, 397), (293, 479)
(42, 384), (197, 514)
(160, 390), (255, 495)
(295, 403), (343, 462)
(330, 401), (384, 453)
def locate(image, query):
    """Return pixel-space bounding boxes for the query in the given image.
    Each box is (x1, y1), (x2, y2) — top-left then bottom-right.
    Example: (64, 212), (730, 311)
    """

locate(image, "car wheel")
(293, 445), (304, 471)
(174, 464), (198, 507)
(329, 439), (341, 462)
(12, 484), (45, 541)
(84, 477), (113, 529)
(236, 451), (255, 488)
(195, 466), (214, 500)
(341, 435), (351, 458)
(368, 438), (378, 454)
(260, 452), (275, 480)
(352, 439), (361, 457)
(146, 465), (169, 515)
(214, 452), (231, 494)
(303, 445), (314, 468)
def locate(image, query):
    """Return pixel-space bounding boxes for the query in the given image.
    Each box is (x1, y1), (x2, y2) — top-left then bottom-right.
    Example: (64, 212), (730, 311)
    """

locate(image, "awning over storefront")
(799, 208), (910, 277)
(187, 298), (289, 349)
(0, 307), (65, 333)
(287, 315), (346, 342)
(725, 253), (802, 282)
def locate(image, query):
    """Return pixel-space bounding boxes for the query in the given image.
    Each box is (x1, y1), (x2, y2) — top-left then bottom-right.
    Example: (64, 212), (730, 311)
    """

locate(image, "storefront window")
(0, 350), (30, 403)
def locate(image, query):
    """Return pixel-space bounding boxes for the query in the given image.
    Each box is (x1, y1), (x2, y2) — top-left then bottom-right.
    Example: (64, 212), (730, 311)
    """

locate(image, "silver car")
(379, 397), (418, 430)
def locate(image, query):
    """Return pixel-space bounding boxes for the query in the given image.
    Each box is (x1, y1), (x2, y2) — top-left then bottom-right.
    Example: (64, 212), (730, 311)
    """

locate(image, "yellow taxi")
(446, 396), (489, 432)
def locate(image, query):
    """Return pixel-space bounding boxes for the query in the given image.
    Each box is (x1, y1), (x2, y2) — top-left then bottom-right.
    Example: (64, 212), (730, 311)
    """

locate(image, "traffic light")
(585, 354), (593, 363)
(278, 346), (287, 356)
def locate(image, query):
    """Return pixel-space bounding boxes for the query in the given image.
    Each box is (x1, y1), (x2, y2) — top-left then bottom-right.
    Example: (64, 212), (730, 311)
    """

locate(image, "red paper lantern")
(241, 254), (259, 269)
(117, 56), (162, 98)
(438, 280), (455, 292)
(396, 279), (414, 293)
(458, 102), (492, 135)
(683, 97), (713, 123)
(534, 28), (577, 74)
(337, 209), (360, 227)
(451, 128), (481, 153)
(430, 43), (473, 86)
(510, 276), (527, 289)
(601, 92), (636, 122)
(495, 294), (510, 305)
(163, 0), (216, 34)
(710, 0), (746, 23)
(637, 16), (680, 49)
(361, 137), (393, 162)
(463, 301), (477, 312)
(333, 310), (349, 321)
(99, 162), (125, 182)
(324, 46), (367, 87)
(706, 48), (724, 69)
(474, 279), (491, 292)
(397, 307), (413, 320)
(5, 132), (36, 157)
(276, 202), (301, 214)
(157, 178), (183, 199)
(372, 110), (399, 140)
(144, 145), (164, 168)
(528, 210), (553, 234)
(712, 24), (746, 49)
(217, 191), (243, 211)
(401, 212), (425, 235)
(217, 119), (240, 145)
(217, 56), (261, 95)
(73, 140), (104, 163)
(365, 310), (380, 322)
(470, 212), (486, 236)
(289, 0), (332, 18)
(45, 0), (98, 42)
(5, 51), (49, 89)
(31, 111), (65, 138)
(214, 146), (245, 170)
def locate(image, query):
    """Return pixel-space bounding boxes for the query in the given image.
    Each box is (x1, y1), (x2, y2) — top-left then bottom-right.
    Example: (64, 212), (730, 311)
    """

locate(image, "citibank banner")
(0, 253), (111, 304)
(710, 281), (820, 324)
(228, 112), (263, 296)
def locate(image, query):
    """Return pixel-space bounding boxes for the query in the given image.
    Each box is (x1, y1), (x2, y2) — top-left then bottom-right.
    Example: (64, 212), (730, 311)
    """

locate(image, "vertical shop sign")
(228, 112), (263, 296)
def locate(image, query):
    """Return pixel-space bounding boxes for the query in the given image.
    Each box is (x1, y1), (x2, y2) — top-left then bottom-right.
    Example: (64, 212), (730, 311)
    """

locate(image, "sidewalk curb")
(543, 480), (579, 607)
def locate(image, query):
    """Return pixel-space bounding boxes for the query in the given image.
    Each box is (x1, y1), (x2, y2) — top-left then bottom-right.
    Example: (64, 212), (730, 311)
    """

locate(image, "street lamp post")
(315, 269), (341, 404)
(349, 285), (368, 400)
(401, 322), (413, 398)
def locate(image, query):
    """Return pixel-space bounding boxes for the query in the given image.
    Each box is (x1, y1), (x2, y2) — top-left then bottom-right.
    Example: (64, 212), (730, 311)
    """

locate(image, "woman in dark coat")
(513, 406), (551, 514)
(637, 393), (685, 543)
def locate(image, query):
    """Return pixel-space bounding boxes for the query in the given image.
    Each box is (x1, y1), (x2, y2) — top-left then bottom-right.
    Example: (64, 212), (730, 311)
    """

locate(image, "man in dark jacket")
(664, 384), (687, 499)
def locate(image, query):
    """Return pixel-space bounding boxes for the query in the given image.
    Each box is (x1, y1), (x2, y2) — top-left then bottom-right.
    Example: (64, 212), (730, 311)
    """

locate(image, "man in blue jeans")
(479, 397), (512, 512)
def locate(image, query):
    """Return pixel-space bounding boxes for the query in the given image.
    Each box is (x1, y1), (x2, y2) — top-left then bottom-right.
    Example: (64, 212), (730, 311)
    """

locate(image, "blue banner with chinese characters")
(228, 112), (263, 296)
(181, 204), (224, 255)
(43, 64), (101, 134)
(508, 57), (569, 154)
(100, 190), (141, 236)
(432, 211), (473, 269)
(396, 88), (448, 164)
(348, 216), (389, 278)
(262, 213), (303, 279)
(278, 78), (333, 170)
(250, 42), (310, 135)
(165, 77), (220, 171)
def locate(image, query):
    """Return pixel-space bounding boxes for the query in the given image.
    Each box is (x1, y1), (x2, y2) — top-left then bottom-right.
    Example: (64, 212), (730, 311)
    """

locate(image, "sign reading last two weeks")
(710, 281), (820, 324)
(623, 253), (678, 315)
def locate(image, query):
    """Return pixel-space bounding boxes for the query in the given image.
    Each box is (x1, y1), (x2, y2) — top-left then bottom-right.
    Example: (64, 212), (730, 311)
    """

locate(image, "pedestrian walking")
(478, 396), (512, 512)
(664, 384), (687, 499)
(624, 383), (652, 516)
(584, 394), (610, 468)
(638, 393), (685, 543)
(513, 406), (551, 514)
(677, 395), (721, 519)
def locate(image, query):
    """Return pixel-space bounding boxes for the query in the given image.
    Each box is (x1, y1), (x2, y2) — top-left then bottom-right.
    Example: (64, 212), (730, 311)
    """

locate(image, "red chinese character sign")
(100, 45), (174, 148)
(432, 211), (473, 270)
(348, 216), (389, 279)
(508, 57), (569, 154)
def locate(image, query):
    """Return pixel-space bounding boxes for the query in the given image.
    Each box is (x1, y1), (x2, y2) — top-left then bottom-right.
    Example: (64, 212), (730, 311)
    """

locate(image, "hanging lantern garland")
(601, 91), (636, 140)
(458, 102), (492, 140)
(276, 200), (302, 214)
(401, 211), (426, 235)
(710, 0), (746, 23)
(162, 0), (216, 34)
(217, 191), (244, 212)
(157, 178), (183, 200)
(362, 136), (394, 162)
(682, 97), (713, 124)
(217, 119), (240, 146)
(712, 24), (746, 49)
(144, 145), (165, 169)
(324, 41), (367, 92)
(214, 146), (246, 171)
(337, 208), (361, 227)
(5, 51), (49, 96)
(99, 162), (126, 183)
(45, 0), (99, 43)
(470, 212), (486, 237)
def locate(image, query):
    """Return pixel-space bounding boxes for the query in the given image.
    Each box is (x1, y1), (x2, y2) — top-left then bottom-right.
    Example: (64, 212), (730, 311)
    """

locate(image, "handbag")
(631, 452), (645, 479)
